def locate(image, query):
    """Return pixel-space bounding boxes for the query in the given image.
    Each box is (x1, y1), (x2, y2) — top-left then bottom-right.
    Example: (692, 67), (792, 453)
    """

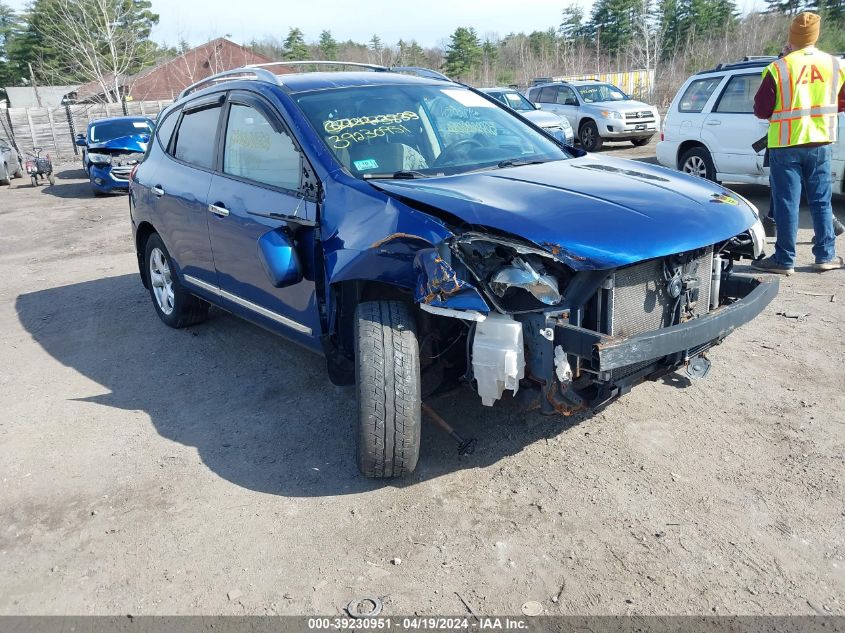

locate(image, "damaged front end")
(87, 137), (148, 193)
(413, 227), (778, 415)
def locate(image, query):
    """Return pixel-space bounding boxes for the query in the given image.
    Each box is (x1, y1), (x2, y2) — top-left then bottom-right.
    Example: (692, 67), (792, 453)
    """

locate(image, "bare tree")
(35, 0), (158, 103)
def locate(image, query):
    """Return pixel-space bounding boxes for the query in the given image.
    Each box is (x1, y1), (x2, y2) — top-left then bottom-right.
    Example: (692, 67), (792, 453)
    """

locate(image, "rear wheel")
(632, 136), (652, 147)
(680, 146), (716, 181)
(354, 300), (421, 478)
(579, 120), (603, 152)
(144, 233), (209, 329)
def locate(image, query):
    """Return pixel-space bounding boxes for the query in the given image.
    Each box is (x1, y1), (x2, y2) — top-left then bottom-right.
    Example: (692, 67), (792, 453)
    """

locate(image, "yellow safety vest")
(763, 47), (844, 148)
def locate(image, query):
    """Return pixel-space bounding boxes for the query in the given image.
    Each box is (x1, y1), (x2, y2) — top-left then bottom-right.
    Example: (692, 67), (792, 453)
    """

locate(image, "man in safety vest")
(752, 12), (845, 274)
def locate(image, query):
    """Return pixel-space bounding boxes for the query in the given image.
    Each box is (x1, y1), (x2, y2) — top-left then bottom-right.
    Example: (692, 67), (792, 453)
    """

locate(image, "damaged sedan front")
(77, 116), (153, 195)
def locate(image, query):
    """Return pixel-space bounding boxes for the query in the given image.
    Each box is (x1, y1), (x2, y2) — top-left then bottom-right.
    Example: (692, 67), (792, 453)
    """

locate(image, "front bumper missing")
(553, 274), (778, 372)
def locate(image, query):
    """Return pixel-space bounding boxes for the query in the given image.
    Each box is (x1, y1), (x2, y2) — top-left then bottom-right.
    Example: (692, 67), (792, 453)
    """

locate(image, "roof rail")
(176, 61), (453, 101)
(179, 67), (280, 99)
(248, 60), (388, 72)
(388, 66), (451, 81)
(695, 56), (776, 75)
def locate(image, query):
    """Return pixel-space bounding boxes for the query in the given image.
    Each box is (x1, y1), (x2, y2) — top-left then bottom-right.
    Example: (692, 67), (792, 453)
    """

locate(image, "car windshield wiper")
(362, 170), (428, 180)
(496, 158), (549, 169)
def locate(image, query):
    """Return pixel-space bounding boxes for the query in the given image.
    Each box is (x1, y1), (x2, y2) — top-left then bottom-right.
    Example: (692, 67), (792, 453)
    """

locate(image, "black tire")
(354, 300), (421, 478)
(48, 172), (56, 185)
(0, 164), (9, 186)
(679, 146), (716, 181)
(632, 136), (652, 147)
(578, 120), (603, 152)
(144, 233), (209, 329)
(30, 176), (37, 187)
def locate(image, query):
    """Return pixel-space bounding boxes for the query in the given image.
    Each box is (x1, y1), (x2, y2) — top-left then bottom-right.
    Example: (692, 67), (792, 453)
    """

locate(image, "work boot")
(751, 256), (794, 275)
(812, 256), (843, 271)
(762, 214), (777, 238)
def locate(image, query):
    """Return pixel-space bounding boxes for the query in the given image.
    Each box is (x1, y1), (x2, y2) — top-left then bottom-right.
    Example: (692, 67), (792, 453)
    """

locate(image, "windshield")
(89, 119), (153, 143)
(574, 83), (629, 104)
(294, 84), (569, 178)
(492, 90), (534, 112)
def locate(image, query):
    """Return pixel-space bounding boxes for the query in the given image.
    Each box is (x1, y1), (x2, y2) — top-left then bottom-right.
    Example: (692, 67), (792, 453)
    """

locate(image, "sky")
(8, 0), (765, 48)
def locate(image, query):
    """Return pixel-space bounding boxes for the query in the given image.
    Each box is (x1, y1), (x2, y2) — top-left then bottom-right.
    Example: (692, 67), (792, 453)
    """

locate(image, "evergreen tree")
(283, 27), (308, 60)
(587, 0), (641, 56)
(0, 1), (24, 87)
(443, 26), (482, 79)
(559, 3), (587, 42)
(318, 30), (338, 60)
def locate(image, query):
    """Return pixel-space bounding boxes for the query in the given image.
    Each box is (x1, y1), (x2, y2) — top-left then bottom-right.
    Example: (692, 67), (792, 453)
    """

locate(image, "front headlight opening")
(491, 257), (561, 305)
(453, 236), (571, 313)
(87, 152), (112, 165)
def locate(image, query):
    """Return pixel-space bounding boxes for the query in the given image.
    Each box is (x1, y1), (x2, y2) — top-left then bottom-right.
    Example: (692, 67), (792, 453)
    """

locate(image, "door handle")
(151, 185), (164, 197)
(705, 120), (722, 126)
(208, 203), (229, 217)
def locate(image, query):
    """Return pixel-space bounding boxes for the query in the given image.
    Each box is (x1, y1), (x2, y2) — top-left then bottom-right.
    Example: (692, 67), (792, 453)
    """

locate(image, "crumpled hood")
(371, 156), (757, 270)
(87, 134), (149, 153)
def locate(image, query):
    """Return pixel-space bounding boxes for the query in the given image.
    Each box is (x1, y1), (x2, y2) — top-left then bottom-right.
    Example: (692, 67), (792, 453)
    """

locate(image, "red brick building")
(74, 38), (273, 103)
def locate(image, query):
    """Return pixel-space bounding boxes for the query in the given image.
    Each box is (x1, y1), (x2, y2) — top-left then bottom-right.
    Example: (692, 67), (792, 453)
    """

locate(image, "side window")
(538, 86), (557, 103)
(678, 77), (723, 113)
(714, 74), (763, 113)
(155, 107), (180, 151)
(172, 104), (221, 169)
(223, 103), (301, 190)
(556, 86), (577, 106)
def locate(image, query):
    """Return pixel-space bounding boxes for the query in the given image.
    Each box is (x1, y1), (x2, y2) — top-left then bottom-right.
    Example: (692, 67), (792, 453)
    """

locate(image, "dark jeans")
(770, 144), (836, 267)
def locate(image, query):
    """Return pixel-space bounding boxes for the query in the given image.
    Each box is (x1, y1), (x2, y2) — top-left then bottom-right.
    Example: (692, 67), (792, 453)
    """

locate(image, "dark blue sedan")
(130, 62), (776, 477)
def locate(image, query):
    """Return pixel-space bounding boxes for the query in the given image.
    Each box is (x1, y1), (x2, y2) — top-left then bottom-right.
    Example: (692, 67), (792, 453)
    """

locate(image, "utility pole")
(28, 63), (43, 107)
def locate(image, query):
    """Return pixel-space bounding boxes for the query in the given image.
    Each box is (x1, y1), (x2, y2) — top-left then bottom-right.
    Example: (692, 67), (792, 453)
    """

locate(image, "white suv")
(657, 57), (844, 194)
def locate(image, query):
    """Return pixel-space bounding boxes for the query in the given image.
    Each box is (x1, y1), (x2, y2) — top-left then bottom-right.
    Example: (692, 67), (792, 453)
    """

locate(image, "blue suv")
(77, 116), (154, 195)
(130, 62), (777, 478)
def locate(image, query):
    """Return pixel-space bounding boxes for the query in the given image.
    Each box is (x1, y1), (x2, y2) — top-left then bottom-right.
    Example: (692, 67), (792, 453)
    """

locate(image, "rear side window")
(538, 87), (557, 103)
(714, 74), (763, 113)
(223, 103), (301, 190)
(155, 108), (180, 150)
(172, 105), (221, 169)
(678, 77), (723, 113)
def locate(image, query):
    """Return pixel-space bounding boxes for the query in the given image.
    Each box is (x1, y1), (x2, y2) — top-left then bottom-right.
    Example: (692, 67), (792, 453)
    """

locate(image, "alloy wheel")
(149, 247), (175, 315)
(683, 156), (707, 178)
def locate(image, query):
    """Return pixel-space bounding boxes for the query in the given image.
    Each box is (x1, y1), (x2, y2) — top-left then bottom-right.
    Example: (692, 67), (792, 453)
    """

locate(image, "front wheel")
(30, 176), (37, 187)
(144, 233), (209, 328)
(0, 164), (9, 186)
(579, 120), (603, 152)
(47, 172), (55, 185)
(355, 300), (421, 478)
(680, 146), (716, 181)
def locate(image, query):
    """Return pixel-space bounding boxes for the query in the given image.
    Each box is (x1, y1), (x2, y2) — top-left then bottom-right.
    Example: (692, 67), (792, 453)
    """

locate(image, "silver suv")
(527, 80), (660, 151)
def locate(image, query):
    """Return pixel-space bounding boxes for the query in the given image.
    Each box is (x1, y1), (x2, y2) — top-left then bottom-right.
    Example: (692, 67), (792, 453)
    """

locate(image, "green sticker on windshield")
(353, 159), (379, 171)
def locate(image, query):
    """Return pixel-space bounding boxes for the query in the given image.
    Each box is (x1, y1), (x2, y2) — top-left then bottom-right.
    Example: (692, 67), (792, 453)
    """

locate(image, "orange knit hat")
(788, 12), (820, 49)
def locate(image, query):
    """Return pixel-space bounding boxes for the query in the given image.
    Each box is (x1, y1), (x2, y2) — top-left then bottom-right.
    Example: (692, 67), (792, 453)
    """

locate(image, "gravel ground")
(0, 142), (843, 616)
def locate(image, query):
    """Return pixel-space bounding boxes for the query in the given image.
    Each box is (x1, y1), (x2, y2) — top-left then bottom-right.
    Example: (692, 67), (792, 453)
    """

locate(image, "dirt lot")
(1, 142), (843, 616)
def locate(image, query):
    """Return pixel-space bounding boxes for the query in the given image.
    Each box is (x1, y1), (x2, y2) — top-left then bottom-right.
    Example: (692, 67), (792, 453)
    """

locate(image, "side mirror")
(257, 228), (303, 288)
(565, 98), (578, 106)
(534, 103), (542, 110)
(75, 135), (87, 147)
